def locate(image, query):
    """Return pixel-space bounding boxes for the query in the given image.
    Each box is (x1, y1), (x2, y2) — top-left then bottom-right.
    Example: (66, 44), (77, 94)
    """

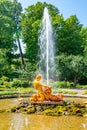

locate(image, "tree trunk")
(17, 38), (24, 66)
(74, 76), (80, 87)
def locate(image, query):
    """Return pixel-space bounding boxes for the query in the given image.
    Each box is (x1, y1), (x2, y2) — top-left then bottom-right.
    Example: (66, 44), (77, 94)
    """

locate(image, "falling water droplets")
(38, 7), (55, 85)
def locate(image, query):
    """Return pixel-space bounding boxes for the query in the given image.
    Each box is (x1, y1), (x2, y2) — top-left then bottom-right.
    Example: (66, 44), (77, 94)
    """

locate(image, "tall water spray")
(38, 7), (55, 85)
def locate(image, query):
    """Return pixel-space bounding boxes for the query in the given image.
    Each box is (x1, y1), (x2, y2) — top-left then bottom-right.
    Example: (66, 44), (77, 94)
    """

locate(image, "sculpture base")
(30, 100), (64, 105)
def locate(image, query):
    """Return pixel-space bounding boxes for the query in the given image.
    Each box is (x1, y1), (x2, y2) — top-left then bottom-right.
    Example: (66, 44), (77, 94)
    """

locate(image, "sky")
(18, 0), (87, 27)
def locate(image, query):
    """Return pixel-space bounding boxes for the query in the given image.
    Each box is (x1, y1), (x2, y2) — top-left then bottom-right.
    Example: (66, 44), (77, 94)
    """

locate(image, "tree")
(0, 0), (17, 72)
(56, 54), (87, 86)
(0, 0), (16, 51)
(70, 55), (87, 86)
(19, 62), (37, 80)
(0, 49), (11, 77)
(0, 0), (23, 77)
(57, 15), (83, 55)
(12, 0), (24, 66)
(21, 2), (61, 64)
(55, 54), (72, 81)
(80, 27), (87, 61)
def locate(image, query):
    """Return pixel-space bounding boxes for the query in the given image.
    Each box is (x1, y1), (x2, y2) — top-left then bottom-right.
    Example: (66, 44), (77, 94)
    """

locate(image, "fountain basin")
(0, 98), (87, 130)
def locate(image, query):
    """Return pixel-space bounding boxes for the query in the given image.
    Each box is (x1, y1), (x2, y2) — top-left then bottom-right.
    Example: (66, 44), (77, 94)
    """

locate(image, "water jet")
(38, 7), (55, 85)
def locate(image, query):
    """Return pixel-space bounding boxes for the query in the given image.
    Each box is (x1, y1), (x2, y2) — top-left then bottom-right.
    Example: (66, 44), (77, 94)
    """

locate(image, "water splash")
(38, 7), (55, 85)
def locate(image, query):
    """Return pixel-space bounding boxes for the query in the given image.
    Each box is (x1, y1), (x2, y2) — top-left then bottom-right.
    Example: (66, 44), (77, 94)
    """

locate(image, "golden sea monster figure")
(30, 74), (64, 102)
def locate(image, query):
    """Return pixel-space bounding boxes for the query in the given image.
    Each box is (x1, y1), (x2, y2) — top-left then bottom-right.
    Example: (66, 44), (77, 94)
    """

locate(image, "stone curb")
(0, 93), (87, 99)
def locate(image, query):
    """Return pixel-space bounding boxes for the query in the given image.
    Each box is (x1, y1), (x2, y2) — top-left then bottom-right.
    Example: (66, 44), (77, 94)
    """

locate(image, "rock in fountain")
(30, 74), (64, 103)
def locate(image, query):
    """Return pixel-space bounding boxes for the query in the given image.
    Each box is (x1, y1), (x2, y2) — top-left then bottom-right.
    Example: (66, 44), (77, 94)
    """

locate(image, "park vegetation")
(0, 0), (87, 94)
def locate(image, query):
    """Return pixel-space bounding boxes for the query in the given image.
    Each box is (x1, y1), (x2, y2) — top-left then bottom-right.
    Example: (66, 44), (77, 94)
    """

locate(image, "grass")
(76, 84), (87, 89)
(0, 86), (17, 91)
(0, 87), (36, 96)
(20, 87), (36, 94)
(0, 88), (36, 96)
(0, 91), (18, 95)
(83, 90), (87, 95)
(53, 89), (78, 95)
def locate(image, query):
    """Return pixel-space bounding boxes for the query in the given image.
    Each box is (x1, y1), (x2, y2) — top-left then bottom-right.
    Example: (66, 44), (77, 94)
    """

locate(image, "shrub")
(1, 76), (9, 81)
(11, 80), (22, 88)
(59, 81), (67, 88)
(76, 84), (87, 89)
(21, 81), (32, 87)
(0, 80), (3, 85)
(52, 81), (67, 88)
(3, 81), (10, 88)
(66, 81), (74, 88)
(52, 81), (74, 88)
(19, 62), (37, 81)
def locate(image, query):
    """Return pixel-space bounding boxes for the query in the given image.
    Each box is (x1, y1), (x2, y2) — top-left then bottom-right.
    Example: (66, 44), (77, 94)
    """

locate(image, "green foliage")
(83, 90), (87, 95)
(56, 54), (87, 86)
(0, 0), (23, 77)
(1, 76), (9, 81)
(0, 91), (18, 95)
(43, 109), (55, 116)
(53, 89), (78, 95)
(52, 81), (74, 88)
(0, 1), (87, 86)
(0, 49), (11, 77)
(81, 28), (87, 61)
(10, 80), (22, 88)
(0, 80), (3, 85)
(20, 88), (35, 94)
(21, 81), (32, 87)
(10, 79), (32, 88)
(53, 81), (67, 88)
(3, 81), (10, 88)
(0, 0), (17, 50)
(57, 15), (83, 55)
(76, 84), (87, 89)
(21, 2), (61, 64)
(19, 62), (37, 80)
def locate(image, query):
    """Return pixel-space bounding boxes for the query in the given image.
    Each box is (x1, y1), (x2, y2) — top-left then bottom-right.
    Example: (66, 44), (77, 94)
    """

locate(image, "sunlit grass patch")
(53, 89), (78, 95)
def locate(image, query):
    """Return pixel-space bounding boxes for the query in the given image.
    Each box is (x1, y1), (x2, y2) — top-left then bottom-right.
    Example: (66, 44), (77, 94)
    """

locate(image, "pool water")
(0, 98), (87, 130)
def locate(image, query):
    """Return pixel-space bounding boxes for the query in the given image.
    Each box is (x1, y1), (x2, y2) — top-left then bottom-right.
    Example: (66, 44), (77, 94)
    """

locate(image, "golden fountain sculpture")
(30, 74), (64, 102)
